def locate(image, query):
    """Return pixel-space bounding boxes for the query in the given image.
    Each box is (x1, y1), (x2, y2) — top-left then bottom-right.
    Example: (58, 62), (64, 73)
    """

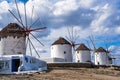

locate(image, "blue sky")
(0, 0), (120, 65)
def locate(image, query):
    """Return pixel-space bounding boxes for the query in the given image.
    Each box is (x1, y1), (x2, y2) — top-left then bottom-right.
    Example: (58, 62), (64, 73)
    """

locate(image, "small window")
(30, 58), (36, 64)
(0, 61), (4, 70)
(64, 51), (66, 54)
(52, 47), (53, 49)
(4, 61), (9, 69)
(18, 52), (22, 54)
(0, 60), (9, 70)
(25, 57), (28, 63)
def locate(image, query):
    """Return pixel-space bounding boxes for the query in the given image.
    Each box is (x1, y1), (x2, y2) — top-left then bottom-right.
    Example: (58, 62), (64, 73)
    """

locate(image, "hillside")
(1, 67), (120, 80)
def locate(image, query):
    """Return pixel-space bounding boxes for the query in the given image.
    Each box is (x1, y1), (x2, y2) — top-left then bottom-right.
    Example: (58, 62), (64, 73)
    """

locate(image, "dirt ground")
(1, 67), (120, 80)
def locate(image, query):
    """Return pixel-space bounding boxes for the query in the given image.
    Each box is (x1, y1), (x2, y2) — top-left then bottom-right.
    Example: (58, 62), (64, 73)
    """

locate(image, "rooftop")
(95, 47), (107, 52)
(52, 37), (71, 45)
(0, 23), (25, 38)
(76, 43), (90, 51)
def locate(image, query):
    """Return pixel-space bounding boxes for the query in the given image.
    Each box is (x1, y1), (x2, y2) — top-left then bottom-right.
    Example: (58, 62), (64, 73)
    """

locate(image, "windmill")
(66, 27), (80, 49)
(8, 0), (46, 58)
(89, 34), (115, 65)
(89, 35), (109, 65)
(104, 39), (116, 65)
(65, 26), (81, 62)
(88, 35), (99, 64)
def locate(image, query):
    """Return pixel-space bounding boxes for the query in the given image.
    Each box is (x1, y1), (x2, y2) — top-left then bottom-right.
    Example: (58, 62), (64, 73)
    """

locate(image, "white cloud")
(90, 3), (111, 35)
(0, 1), (16, 27)
(45, 27), (68, 40)
(44, 26), (92, 45)
(115, 27), (120, 34)
(108, 45), (116, 52)
(27, 0), (52, 16)
(80, 0), (95, 8)
(92, 6), (110, 26)
(44, 26), (91, 43)
(0, 1), (10, 13)
(53, 0), (79, 16)
(109, 45), (120, 55)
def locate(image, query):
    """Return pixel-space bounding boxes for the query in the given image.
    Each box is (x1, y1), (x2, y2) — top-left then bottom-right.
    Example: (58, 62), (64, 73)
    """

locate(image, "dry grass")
(1, 68), (120, 80)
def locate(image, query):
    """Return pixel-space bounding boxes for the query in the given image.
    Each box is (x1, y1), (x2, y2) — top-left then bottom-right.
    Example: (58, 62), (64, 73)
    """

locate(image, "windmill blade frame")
(89, 35), (96, 51)
(30, 33), (44, 46)
(24, 3), (28, 28)
(28, 37), (40, 58)
(8, 0), (46, 58)
(8, 10), (25, 28)
(28, 37), (33, 56)
(66, 26), (82, 62)
(15, 0), (25, 29)
(29, 17), (41, 29)
(67, 27), (72, 41)
(30, 6), (34, 24)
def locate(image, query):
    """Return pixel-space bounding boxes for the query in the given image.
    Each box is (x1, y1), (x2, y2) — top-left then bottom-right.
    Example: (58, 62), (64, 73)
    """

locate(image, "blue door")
(12, 59), (20, 72)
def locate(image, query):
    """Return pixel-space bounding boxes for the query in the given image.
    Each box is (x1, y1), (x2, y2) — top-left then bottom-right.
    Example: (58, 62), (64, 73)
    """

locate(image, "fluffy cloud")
(53, 0), (80, 16)
(115, 27), (120, 34)
(80, 0), (95, 8)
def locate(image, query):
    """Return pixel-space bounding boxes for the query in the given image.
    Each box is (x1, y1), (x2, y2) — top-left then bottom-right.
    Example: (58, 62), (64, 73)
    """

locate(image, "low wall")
(47, 63), (94, 68)
(47, 63), (120, 71)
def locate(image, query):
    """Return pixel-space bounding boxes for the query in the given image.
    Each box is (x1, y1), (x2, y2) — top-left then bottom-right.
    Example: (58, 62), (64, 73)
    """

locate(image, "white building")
(75, 43), (91, 63)
(94, 47), (110, 65)
(51, 37), (72, 62)
(0, 23), (26, 56)
(0, 55), (47, 74)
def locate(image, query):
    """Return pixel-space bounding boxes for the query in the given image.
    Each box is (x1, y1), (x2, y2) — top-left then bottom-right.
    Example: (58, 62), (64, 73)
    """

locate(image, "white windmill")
(89, 35), (113, 65)
(94, 47), (109, 65)
(51, 37), (72, 62)
(75, 43), (91, 63)
(7, 0), (46, 57)
(104, 39), (116, 65)
(0, 23), (26, 56)
(0, 0), (47, 74)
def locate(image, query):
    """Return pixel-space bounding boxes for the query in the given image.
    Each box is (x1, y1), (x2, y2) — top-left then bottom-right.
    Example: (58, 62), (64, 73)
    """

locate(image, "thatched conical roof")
(76, 43), (90, 51)
(52, 37), (71, 45)
(95, 47), (107, 52)
(0, 23), (25, 38)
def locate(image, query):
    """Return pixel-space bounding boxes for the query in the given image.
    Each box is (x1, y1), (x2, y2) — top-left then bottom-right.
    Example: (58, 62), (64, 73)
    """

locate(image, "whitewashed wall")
(51, 44), (72, 62)
(0, 36), (26, 55)
(75, 50), (91, 63)
(94, 52), (109, 65)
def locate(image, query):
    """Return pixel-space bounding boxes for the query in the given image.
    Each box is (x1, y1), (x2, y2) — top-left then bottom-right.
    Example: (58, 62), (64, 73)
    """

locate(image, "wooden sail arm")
(71, 41), (81, 47)
(28, 27), (46, 32)
(74, 43), (81, 45)
(24, 27), (46, 36)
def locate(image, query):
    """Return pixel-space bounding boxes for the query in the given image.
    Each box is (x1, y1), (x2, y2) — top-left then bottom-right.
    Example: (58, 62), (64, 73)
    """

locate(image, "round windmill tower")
(95, 47), (109, 65)
(75, 43), (91, 63)
(4, 0), (47, 58)
(0, 23), (26, 55)
(51, 37), (72, 62)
